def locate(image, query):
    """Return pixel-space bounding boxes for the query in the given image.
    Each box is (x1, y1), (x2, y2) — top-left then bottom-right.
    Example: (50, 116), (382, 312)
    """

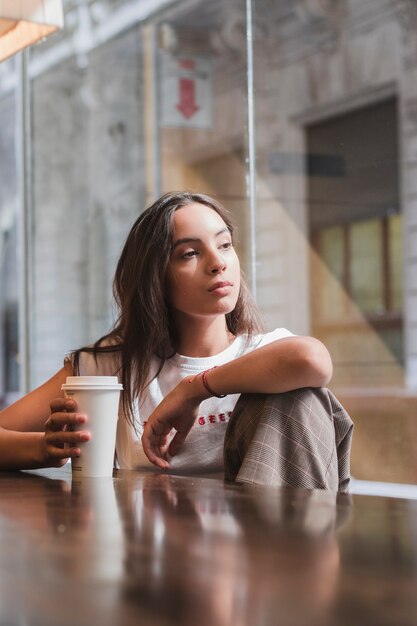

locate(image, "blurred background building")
(1, 0), (416, 484)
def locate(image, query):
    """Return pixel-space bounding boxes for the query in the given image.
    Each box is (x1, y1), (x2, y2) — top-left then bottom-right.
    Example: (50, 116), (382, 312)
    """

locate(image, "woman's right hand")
(42, 398), (91, 467)
(141, 375), (210, 470)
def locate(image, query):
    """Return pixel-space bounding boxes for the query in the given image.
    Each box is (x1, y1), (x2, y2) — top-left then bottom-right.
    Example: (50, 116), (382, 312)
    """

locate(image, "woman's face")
(165, 203), (241, 322)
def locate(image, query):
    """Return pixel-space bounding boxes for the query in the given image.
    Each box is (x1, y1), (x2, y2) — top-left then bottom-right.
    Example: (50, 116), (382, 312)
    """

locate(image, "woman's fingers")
(46, 411), (87, 432)
(45, 444), (81, 461)
(50, 397), (76, 412)
(47, 398), (86, 431)
(168, 429), (190, 457)
(44, 427), (90, 461)
(44, 398), (90, 463)
(141, 378), (202, 469)
(45, 429), (90, 446)
(142, 423), (170, 470)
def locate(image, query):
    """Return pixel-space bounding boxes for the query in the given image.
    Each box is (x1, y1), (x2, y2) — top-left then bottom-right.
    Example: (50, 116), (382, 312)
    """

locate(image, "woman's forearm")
(0, 428), (47, 470)
(191, 336), (332, 399)
(0, 366), (72, 471)
(142, 336), (333, 467)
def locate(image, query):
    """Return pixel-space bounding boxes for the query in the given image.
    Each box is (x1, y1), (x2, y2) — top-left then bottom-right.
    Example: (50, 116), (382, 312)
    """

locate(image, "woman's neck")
(174, 315), (234, 357)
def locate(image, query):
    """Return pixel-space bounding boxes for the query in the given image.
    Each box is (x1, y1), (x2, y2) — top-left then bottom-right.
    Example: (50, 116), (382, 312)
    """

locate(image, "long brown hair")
(73, 191), (264, 425)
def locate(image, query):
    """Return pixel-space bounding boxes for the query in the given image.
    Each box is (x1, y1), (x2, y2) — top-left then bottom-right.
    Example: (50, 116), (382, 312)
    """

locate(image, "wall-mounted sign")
(159, 53), (212, 129)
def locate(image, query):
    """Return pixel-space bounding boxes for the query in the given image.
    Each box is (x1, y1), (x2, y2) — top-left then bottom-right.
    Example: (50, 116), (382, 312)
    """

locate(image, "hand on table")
(141, 376), (208, 470)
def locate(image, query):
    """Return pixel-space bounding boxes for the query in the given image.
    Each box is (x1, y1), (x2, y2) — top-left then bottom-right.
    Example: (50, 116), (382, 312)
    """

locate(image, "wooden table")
(0, 467), (416, 626)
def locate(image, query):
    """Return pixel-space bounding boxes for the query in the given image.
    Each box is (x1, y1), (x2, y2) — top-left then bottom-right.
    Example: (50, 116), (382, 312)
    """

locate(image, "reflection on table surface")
(0, 467), (416, 626)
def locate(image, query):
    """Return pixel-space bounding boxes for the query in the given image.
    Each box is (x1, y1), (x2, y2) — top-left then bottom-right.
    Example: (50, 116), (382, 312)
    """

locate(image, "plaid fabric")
(223, 388), (353, 492)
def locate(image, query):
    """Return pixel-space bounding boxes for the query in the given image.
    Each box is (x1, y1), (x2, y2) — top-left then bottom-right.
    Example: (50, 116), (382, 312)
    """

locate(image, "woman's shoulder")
(258, 327), (295, 343)
(238, 327), (295, 353)
(65, 338), (122, 377)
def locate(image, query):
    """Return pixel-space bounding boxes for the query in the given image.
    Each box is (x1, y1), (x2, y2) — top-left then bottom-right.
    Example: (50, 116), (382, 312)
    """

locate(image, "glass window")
(1, 0), (416, 487)
(27, 0), (251, 388)
(29, 2), (148, 387)
(252, 0), (412, 484)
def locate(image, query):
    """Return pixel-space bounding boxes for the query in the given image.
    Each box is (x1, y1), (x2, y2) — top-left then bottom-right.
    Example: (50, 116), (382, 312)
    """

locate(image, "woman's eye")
(220, 241), (233, 250)
(181, 250), (198, 259)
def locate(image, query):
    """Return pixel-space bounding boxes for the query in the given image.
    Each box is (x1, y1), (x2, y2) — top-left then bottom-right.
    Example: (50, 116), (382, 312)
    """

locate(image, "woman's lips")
(208, 281), (233, 295)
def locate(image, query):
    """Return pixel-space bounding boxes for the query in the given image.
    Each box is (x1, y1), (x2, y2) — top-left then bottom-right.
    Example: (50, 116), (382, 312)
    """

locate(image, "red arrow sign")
(177, 78), (199, 119)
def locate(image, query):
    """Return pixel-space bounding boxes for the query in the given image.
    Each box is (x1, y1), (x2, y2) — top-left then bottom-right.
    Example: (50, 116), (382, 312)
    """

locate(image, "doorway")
(307, 98), (403, 389)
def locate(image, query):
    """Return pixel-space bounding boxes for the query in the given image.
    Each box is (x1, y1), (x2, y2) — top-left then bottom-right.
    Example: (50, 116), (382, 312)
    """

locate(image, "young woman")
(0, 191), (352, 489)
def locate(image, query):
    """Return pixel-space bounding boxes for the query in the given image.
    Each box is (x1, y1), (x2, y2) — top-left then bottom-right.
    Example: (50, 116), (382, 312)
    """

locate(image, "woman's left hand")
(141, 376), (209, 470)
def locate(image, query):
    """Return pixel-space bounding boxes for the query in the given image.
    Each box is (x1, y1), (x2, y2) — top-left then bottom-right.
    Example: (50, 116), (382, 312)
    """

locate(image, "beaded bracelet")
(201, 366), (226, 398)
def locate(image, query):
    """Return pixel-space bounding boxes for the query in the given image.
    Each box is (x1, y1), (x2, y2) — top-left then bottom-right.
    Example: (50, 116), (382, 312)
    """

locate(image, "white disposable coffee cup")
(61, 376), (123, 478)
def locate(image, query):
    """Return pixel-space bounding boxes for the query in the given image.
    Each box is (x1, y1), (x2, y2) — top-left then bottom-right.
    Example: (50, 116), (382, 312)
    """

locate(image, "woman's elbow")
(302, 338), (333, 387)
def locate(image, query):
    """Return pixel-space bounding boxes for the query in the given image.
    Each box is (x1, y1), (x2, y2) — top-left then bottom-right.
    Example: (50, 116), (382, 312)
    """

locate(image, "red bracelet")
(201, 367), (226, 398)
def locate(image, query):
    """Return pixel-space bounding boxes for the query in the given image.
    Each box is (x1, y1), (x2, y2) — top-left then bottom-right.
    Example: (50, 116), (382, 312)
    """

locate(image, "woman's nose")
(208, 250), (226, 274)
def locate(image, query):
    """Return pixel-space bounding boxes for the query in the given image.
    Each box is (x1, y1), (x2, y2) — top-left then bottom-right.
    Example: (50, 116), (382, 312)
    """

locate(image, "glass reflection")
(0, 472), (342, 625)
(116, 472), (350, 626)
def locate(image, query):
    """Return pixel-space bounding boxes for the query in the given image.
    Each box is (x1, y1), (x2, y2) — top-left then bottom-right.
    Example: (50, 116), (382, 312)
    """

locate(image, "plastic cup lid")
(62, 376), (123, 389)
